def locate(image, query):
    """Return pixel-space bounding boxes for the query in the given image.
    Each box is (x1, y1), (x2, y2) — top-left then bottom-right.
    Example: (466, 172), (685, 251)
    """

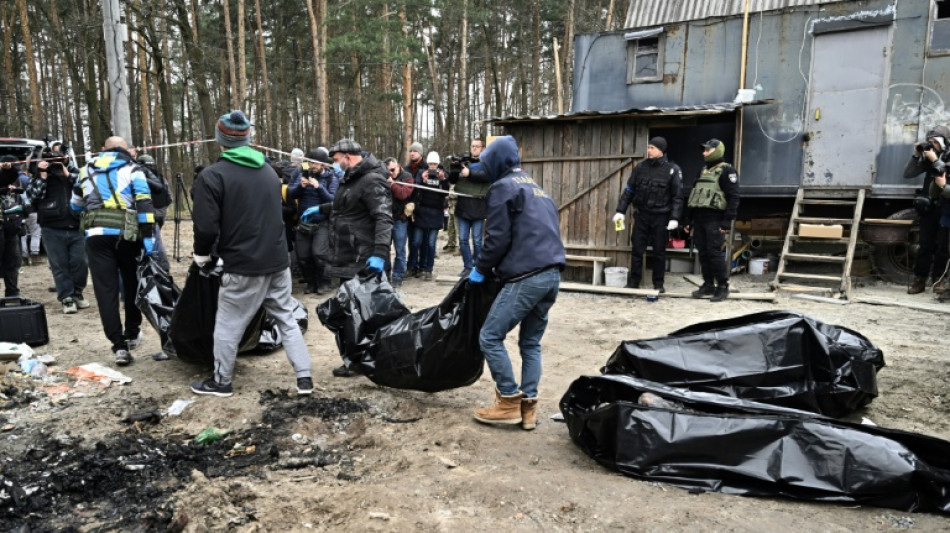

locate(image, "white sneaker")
(127, 331), (144, 350)
(73, 293), (91, 309)
(62, 298), (78, 315)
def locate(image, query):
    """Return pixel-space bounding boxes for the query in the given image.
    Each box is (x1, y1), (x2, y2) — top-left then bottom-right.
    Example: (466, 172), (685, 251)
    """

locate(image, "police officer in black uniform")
(685, 138), (740, 302)
(612, 137), (683, 292)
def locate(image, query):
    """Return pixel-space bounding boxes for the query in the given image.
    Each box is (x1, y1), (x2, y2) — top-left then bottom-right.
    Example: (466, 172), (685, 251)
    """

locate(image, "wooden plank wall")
(505, 118), (647, 282)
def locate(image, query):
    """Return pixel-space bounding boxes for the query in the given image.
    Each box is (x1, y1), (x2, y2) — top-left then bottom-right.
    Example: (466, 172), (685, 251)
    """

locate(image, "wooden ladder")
(771, 187), (866, 300)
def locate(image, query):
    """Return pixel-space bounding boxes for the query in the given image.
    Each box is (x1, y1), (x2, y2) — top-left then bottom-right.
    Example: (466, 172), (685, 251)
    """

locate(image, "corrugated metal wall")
(624, 0), (850, 28)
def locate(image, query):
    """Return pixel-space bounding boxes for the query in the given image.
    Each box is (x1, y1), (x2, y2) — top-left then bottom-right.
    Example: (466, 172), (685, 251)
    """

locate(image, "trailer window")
(931, 1), (950, 55)
(627, 37), (663, 83)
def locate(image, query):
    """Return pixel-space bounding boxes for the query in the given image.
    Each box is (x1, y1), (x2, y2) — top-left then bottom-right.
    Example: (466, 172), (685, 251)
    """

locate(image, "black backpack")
(141, 166), (172, 210)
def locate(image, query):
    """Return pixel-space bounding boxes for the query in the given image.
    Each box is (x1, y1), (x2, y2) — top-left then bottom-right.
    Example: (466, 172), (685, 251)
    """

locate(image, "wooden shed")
(485, 103), (758, 282)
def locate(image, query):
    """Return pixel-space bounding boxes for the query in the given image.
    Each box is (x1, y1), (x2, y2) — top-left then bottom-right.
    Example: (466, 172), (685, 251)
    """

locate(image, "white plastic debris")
(166, 399), (195, 416)
(0, 342), (33, 362)
(74, 363), (133, 384)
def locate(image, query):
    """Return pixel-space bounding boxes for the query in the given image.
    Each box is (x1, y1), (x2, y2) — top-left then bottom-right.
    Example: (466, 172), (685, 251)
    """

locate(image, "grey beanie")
(409, 142), (424, 154)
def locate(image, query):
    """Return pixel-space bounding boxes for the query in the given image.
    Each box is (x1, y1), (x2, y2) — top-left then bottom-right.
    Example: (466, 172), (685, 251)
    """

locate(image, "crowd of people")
(10, 114), (949, 428)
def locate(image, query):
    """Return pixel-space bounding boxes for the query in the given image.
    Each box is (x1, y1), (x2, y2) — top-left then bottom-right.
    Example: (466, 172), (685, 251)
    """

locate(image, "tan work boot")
(473, 389), (523, 425)
(520, 398), (538, 430)
(908, 277), (927, 294)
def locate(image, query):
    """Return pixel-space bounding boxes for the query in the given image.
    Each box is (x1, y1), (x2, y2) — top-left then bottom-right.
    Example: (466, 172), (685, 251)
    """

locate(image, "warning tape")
(2, 138), (216, 167)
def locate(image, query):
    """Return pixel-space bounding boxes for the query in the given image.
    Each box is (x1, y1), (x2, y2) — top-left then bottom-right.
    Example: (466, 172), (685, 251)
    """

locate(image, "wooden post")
(553, 38), (564, 115)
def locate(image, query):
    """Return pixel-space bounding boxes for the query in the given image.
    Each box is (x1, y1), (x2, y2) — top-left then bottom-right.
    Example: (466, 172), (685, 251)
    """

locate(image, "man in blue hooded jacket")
(467, 135), (565, 430)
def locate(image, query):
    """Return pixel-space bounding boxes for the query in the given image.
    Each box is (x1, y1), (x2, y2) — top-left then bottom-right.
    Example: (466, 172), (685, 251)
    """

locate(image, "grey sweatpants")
(213, 268), (311, 385)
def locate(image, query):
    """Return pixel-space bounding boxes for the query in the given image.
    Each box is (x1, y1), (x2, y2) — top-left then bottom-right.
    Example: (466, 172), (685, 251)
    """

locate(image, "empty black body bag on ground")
(134, 256), (180, 356)
(560, 374), (950, 514)
(602, 310), (885, 417)
(169, 261), (265, 365)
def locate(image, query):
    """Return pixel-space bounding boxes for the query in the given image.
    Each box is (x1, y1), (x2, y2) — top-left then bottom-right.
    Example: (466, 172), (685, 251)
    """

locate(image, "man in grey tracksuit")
(189, 110), (313, 397)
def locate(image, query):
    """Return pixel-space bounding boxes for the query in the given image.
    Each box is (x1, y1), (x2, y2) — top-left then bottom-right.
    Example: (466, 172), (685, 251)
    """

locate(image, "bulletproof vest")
(687, 164), (727, 211)
(634, 162), (673, 211)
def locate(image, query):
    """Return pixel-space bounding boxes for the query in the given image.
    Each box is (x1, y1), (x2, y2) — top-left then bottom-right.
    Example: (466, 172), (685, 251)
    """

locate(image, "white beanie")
(291, 148), (304, 163)
(426, 151), (441, 165)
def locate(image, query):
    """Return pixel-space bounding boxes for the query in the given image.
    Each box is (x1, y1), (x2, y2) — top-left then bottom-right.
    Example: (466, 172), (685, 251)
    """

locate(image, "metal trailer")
(485, 0), (950, 283)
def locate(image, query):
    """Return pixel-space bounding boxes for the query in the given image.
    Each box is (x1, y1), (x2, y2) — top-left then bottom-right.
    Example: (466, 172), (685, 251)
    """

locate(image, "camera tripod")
(172, 173), (194, 262)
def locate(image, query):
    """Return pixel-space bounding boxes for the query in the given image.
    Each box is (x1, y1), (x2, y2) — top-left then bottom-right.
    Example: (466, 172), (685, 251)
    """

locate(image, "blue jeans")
(390, 219), (409, 280)
(479, 268), (560, 399)
(412, 226), (439, 272)
(42, 227), (88, 302)
(457, 217), (483, 270)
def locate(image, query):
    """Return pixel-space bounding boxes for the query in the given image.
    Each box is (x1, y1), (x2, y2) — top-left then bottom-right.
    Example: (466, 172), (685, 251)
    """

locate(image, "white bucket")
(604, 266), (628, 287)
(749, 257), (769, 275)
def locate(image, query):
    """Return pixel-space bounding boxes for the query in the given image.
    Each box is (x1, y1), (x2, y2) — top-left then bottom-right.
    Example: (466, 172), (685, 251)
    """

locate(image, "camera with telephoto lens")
(916, 142), (932, 154)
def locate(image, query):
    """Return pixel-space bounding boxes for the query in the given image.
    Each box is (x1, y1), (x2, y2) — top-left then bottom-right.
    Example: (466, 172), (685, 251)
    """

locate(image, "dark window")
(627, 36), (663, 83)
(932, 1), (950, 55)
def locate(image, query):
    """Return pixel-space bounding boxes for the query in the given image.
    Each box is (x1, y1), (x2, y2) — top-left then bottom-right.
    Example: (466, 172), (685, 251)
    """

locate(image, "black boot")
(710, 283), (730, 302)
(691, 283), (715, 298)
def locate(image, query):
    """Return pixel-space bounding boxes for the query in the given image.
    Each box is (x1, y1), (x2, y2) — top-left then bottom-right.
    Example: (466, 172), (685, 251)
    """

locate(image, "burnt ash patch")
(0, 392), (367, 532)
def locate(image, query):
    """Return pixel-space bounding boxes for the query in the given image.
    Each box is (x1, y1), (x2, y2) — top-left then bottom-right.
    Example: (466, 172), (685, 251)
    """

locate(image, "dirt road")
(2, 224), (949, 531)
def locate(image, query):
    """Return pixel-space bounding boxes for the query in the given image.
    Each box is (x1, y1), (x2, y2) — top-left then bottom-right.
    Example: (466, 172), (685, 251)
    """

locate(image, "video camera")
(916, 141), (935, 154)
(444, 153), (474, 172)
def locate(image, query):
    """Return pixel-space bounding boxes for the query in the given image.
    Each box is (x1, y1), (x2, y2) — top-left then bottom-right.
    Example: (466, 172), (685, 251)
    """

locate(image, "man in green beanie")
(684, 138), (740, 302)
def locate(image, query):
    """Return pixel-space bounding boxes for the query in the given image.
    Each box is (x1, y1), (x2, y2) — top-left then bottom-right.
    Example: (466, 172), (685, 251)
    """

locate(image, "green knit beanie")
(703, 140), (725, 162)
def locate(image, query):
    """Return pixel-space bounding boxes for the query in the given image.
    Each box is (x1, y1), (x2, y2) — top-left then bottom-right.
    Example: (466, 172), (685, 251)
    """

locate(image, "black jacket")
(318, 154), (393, 279)
(615, 155), (684, 220)
(192, 152), (288, 276)
(27, 168), (81, 230)
(904, 152), (950, 211)
(475, 136), (565, 281)
(449, 160), (490, 220)
(411, 167), (450, 230)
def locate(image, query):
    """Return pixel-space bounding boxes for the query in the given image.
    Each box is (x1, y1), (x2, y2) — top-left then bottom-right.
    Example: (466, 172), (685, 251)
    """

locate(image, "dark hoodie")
(475, 136), (565, 281)
(192, 146), (289, 275)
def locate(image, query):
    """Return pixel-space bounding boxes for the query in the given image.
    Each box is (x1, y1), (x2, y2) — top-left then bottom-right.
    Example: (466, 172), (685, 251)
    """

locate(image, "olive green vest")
(687, 164), (727, 211)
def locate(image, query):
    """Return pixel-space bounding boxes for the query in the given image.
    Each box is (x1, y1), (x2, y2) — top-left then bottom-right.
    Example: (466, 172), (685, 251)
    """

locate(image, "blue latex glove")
(300, 206), (320, 222)
(468, 268), (485, 284)
(143, 237), (154, 256)
(366, 256), (385, 273)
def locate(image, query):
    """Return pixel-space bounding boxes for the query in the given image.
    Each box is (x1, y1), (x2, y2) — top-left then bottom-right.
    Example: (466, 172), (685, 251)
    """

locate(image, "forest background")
(0, 0), (626, 177)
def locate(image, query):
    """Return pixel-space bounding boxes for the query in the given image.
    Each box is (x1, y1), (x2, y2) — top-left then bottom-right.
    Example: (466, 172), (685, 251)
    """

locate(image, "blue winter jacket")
(475, 136), (565, 281)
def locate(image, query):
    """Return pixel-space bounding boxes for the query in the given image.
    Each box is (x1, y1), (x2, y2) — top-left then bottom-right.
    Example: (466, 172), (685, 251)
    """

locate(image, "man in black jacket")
(27, 148), (89, 313)
(903, 126), (950, 294)
(190, 110), (313, 397)
(301, 138), (393, 378)
(612, 137), (683, 292)
(0, 156), (26, 297)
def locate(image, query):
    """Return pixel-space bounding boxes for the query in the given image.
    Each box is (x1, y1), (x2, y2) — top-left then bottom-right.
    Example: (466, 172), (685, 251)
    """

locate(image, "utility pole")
(102, 0), (132, 140)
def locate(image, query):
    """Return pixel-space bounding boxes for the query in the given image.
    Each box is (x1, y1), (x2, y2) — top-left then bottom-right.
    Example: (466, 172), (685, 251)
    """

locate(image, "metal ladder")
(771, 187), (866, 300)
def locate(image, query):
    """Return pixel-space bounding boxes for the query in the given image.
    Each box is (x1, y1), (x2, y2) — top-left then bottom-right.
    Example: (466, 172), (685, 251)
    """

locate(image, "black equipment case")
(0, 297), (49, 346)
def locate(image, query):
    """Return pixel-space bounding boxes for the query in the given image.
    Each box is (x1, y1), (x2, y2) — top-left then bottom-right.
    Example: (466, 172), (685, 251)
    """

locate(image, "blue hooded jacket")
(475, 136), (565, 281)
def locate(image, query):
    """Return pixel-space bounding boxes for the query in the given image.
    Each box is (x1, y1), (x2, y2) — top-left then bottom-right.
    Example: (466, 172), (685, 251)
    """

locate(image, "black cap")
(307, 148), (332, 164)
(701, 138), (722, 149)
(648, 136), (668, 153)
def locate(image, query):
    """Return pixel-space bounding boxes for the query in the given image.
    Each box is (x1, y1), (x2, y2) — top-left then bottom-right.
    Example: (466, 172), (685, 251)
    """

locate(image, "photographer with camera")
(0, 155), (27, 297)
(135, 153), (172, 271)
(447, 138), (491, 277)
(26, 143), (89, 313)
(410, 151), (450, 281)
(287, 147), (339, 294)
(903, 126), (950, 295)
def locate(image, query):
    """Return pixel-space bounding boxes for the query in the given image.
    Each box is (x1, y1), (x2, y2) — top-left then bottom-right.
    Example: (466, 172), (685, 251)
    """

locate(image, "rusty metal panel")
(624, 0), (851, 28)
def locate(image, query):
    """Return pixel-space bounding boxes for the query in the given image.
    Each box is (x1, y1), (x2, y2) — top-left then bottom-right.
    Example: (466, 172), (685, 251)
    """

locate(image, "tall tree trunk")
(174, 0), (219, 160)
(532, 0), (541, 113)
(562, 0), (575, 107)
(424, 34), (442, 141)
(399, 5), (412, 159)
(253, 0), (272, 144)
(305, 0), (322, 142)
(1, 4), (16, 127)
(237, 0), (246, 106)
(133, 0), (151, 146)
(16, 0), (44, 136)
(317, 0), (328, 142)
(460, 0), (469, 143)
(222, 0), (239, 109)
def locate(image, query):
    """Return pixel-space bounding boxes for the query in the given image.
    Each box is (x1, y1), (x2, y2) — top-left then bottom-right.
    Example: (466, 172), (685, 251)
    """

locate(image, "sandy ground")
(3, 221), (950, 532)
